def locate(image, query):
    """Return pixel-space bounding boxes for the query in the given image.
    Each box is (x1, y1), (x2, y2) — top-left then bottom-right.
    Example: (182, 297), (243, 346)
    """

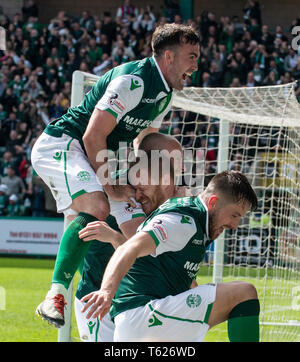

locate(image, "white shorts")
(114, 283), (217, 342)
(31, 132), (103, 213)
(74, 297), (115, 342)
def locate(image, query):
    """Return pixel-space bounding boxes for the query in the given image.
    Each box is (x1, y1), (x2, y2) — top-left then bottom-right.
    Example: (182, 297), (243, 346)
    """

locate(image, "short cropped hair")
(205, 170), (258, 212)
(151, 23), (200, 58)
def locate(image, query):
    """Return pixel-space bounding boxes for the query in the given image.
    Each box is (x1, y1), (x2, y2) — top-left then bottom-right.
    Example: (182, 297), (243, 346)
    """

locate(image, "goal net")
(63, 71), (300, 342)
(170, 84), (300, 342)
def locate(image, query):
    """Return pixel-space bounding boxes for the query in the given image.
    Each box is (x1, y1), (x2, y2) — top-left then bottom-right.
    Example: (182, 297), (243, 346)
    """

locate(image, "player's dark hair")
(151, 23), (200, 58)
(206, 170), (258, 211)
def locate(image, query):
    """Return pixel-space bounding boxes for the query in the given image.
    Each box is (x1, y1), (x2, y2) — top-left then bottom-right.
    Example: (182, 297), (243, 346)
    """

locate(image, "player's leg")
(208, 281), (260, 342)
(32, 133), (110, 326)
(50, 191), (109, 290)
(36, 193), (110, 327)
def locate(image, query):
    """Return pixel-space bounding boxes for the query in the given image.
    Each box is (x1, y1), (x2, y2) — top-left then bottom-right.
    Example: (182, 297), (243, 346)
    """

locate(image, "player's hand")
(80, 290), (112, 320)
(78, 220), (114, 242)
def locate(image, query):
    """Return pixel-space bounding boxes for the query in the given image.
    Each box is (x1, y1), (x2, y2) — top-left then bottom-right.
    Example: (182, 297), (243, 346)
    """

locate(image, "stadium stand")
(0, 0), (299, 216)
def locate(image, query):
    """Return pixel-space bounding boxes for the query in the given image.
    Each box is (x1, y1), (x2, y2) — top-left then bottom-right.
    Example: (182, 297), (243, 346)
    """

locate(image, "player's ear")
(207, 195), (219, 211)
(165, 49), (175, 64)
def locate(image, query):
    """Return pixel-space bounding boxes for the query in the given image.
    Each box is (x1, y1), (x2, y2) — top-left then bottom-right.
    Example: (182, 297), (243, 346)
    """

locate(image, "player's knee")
(92, 203), (110, 221)
(72, 191), (110, 221)
(85, 196), (110, 220)
(237, 281), (258, 301)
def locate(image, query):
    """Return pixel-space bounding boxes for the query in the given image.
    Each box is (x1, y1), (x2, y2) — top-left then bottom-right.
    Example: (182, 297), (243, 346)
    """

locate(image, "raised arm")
(83, 108), (116, 189)
(83, 108), (136, 206)
(80, 231), (156, 320)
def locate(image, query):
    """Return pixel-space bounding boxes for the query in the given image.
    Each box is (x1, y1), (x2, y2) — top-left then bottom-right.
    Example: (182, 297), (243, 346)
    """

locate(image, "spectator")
(252, 61), (264, 84)
(79, 11), (95, 34)
(274, 25), (288, 43)
(246, 71), (256, 87)
(284, 47), (298, 72)
(250, 43), (268, 70)
(116, 0), (139, 25)
(6, 193), (23, 216)
(133, 6), (156, 33)
(24, 75), (43, 98)
(4, 112), (20, 133)
(6, 129), (24, 157)
(87, 37), (103, 67)
(1, 86), (19, 113)
(1, 165), (26, 199)
(18, 153), (30, 184)
(22, 0), (38, 22)
(31, 182), (46, 217)
(164, 0), (180, 22)
(227, 51), (249, 84)
(0, 150), (15, 176)
(260, 25), (274, 53)
(111, 38), (135, 61)
(101, 11), (117, 47)
(93, 53), (112, 76)
(263, 70), (279, 86)
(243, 0), (262, 27)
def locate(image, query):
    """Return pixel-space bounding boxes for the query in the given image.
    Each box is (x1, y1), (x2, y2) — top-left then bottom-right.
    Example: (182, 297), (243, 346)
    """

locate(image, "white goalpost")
(60, 70), (300, 342)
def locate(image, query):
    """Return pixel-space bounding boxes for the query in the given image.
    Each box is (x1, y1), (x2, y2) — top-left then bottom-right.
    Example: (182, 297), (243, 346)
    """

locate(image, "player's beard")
(208, 207), (224, 241)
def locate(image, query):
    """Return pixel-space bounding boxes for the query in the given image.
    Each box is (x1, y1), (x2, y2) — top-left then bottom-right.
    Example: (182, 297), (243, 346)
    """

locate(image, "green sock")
(227, 299), (260, 342)
(51, 212), (98, 289)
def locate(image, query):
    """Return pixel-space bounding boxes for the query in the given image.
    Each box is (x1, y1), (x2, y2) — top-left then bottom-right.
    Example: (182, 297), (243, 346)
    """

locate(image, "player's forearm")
(100, 242), (138, 298)
(110, 230), (127, 249)
(83, 135), (109, 182)
(83, 108), (117, 188)
(101, 232), (156, 297)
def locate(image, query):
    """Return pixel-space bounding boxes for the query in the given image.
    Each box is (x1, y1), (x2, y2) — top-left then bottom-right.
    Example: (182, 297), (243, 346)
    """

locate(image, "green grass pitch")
(0, 257), (299, 342)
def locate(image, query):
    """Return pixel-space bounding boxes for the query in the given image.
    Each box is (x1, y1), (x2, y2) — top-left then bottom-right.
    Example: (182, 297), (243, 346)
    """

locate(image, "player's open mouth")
(182, 73), (187, 80)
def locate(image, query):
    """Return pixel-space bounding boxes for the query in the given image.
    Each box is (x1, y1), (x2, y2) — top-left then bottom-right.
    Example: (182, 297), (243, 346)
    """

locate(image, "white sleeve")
(141, 212), (197, 256)
(95, 75), (144, 123)
(109, 198), (146, 226)
(150, 93), (173, 128)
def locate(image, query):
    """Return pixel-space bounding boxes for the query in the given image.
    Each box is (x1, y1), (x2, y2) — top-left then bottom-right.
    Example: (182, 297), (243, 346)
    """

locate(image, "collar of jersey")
(151, 56), (171, 93)
(194, 195), (210, 241)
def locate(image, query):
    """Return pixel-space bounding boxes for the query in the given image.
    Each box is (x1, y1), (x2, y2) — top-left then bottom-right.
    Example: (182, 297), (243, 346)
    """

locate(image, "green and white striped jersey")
(44, 57), (173, 151)
(110, 196), (212, 320)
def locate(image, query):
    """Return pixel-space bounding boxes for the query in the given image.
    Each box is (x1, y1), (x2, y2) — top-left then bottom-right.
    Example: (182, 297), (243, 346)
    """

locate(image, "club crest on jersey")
(77, 171), (91, 182)
(186, 294), (202, 308)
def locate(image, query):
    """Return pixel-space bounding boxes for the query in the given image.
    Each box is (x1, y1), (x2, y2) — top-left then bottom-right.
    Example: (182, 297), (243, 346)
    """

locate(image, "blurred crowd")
(0, 0), (299, 216)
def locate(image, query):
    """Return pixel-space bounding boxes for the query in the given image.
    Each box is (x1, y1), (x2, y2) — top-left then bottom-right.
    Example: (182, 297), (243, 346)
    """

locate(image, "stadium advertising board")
(0, 217), (63, 256)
